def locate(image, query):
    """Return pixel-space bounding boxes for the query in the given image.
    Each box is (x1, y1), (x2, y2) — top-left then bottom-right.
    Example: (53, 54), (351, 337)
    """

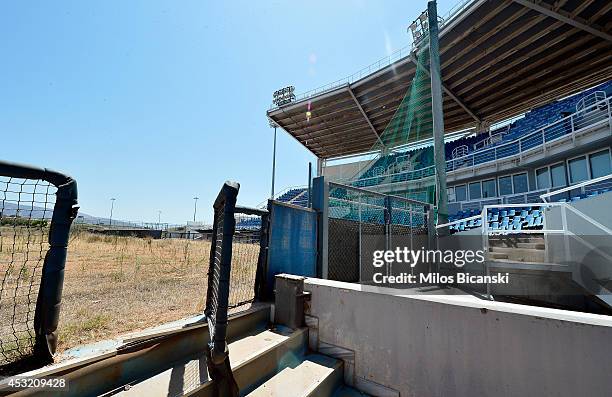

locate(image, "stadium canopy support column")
(428, 0), (448, 231)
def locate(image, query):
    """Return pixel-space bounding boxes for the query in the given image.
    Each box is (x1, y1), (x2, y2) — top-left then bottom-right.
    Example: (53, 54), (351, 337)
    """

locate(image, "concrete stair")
(110, 325), (364, 397)
(488, 235), (546, 263)
(245, 354), (343, 397)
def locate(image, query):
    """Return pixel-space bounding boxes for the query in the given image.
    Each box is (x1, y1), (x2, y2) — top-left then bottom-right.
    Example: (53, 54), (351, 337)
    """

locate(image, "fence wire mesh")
(229, 212), (264, 311)
(205, 205), (225, 337)
(0, 177), (56, 367)
(328, 183), (430, 284)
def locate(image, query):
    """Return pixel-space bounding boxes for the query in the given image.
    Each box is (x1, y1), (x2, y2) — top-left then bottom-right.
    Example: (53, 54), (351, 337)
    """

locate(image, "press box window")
(482, 179), (496, 198)
(551, 163), (567, 188)
(568, 156), (588, 184)
(512, 173), (528, 194)
(454, 185), (467, 202)
(536, 167), (550, 189)
(498, 176), (513, 196)
(589, 150), (611, 179)
(469, 182), (481, 200)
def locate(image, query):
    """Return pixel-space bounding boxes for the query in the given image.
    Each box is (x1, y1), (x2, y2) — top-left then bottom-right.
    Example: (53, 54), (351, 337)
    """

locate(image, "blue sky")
(1, 0), (455, 224)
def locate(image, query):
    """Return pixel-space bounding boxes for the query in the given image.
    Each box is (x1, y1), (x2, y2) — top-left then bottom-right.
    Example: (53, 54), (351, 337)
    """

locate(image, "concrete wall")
(304, 278), (612, 397)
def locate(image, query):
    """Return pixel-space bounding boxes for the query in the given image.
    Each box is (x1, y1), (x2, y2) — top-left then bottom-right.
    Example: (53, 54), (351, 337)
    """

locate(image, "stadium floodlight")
(193, 197), (199, 223)
(272, 86), (296, 107)
(109, 198), (116, 226)
(408, 10), (428, 44)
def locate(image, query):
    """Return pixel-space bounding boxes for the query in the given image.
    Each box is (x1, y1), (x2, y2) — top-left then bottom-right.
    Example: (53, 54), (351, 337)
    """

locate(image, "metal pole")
(158, 210), (161, 224)
(193, 197), (199, 223)
(271, 126), (277, 199)
(109, 198), (115, 226)
(427, 0), (448, 229)
(308, 162), (312, 208)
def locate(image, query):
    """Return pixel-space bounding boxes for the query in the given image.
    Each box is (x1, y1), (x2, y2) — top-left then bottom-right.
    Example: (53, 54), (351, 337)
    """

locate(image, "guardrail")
(540, 173), (612, 203)
(445, 96), (611, 172)
(0, 161), (78, 370)
(334, 95), (610, 188)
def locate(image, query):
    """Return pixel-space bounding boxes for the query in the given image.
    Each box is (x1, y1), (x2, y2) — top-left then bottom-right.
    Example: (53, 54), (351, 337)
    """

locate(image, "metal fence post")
(204, 181), (240, 397)
(0, 161), (79, 367)
(33, 173), (78, 363)
(312, 176), (329, 279)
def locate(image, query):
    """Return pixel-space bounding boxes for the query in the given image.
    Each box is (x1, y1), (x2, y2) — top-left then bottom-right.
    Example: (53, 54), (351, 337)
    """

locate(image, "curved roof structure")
(266, 0), (612, 159)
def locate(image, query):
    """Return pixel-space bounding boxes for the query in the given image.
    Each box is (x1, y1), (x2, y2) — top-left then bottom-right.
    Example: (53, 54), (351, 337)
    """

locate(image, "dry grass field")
(1, 226), (259, 363)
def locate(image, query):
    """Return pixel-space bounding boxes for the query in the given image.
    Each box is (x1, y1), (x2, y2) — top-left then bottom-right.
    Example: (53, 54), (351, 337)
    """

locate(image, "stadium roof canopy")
(266, 0), (612, 159)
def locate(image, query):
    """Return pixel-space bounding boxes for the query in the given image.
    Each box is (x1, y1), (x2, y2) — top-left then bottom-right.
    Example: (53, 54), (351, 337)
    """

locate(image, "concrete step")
(113, 327), (308, 397)
(490, 241), (545, 249)
(490, 236), (544, 244)
(488, 247), (545, 263)
(489, 246), (544, 254)
(489, 252), (509, 260)
(245, 354), (343, 397)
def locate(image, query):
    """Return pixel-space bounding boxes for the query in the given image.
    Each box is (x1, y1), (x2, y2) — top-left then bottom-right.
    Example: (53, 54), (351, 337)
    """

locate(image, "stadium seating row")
(355, 81), (611, 185)
(449, 206), (545, 233)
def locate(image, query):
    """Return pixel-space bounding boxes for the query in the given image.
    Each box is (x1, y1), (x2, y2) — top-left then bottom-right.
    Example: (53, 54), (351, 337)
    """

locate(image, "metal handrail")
(446, 96), (611, 171)
(576, 91), (606, 112)
(329, 181), (431, 207)
(335, 96), (610, 187)
(335, 165), (436, 186)
(540, 173), (612, 202)
(436, 214), (481, 229)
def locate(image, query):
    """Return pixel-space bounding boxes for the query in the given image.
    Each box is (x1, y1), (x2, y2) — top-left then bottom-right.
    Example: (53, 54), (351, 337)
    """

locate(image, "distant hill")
(1, 201), (124, 226)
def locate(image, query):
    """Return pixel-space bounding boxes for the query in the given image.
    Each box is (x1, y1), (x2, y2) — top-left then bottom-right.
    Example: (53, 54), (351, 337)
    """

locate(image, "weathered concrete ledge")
(304, 277), (612, 397)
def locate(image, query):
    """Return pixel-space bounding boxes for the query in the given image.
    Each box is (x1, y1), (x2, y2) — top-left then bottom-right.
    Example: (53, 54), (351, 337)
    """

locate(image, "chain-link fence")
(0, 161), (78, 372)
(327, 182), (431, 283)
(230, 206), (269, 311)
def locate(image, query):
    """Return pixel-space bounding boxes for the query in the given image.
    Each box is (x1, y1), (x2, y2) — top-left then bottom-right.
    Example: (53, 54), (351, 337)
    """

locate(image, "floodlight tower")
(109, 198), (116, 226)
(269, 118), (278, 199)
(427, 0), (448, 229)
(193, 197), (199, 223)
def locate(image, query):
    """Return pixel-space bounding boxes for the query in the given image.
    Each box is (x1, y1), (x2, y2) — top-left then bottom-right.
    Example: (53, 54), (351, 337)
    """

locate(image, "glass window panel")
(536, 168), (550, 189)
(469, 182), (481, 200)
(499, 176), (513, 196)
(513, 173), (528, 194)
(568, 156), (588, 184)
(455, 185), (467, 202)
(551, 163), (567, 188)
(482, 179), (496, 198)
(589, 150), (611, 178)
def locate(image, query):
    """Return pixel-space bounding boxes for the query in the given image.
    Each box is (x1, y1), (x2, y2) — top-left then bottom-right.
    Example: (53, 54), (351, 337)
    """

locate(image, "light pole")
(158, 210), (162, 224)
(193, 197), (199, 223)
(269, 118), (278, 199)
(109, 198), (116, 226)
(269, 87), (294, 200)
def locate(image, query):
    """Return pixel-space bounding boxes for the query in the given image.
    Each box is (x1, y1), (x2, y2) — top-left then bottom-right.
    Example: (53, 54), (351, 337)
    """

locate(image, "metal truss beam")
(347, 85), (386, 148)
(513, 0), (612, 43)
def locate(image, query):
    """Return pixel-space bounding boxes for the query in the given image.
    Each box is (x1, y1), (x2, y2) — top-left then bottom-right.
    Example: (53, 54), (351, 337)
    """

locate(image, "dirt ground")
(0, 227), (259, 361)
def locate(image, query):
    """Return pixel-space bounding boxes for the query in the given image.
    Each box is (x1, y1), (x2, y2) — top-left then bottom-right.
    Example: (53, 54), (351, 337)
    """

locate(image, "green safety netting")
(335, 35), (438, 206)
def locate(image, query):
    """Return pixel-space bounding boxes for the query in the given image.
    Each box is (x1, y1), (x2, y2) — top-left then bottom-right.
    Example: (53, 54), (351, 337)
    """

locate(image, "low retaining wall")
(304, 278), (612, 397)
